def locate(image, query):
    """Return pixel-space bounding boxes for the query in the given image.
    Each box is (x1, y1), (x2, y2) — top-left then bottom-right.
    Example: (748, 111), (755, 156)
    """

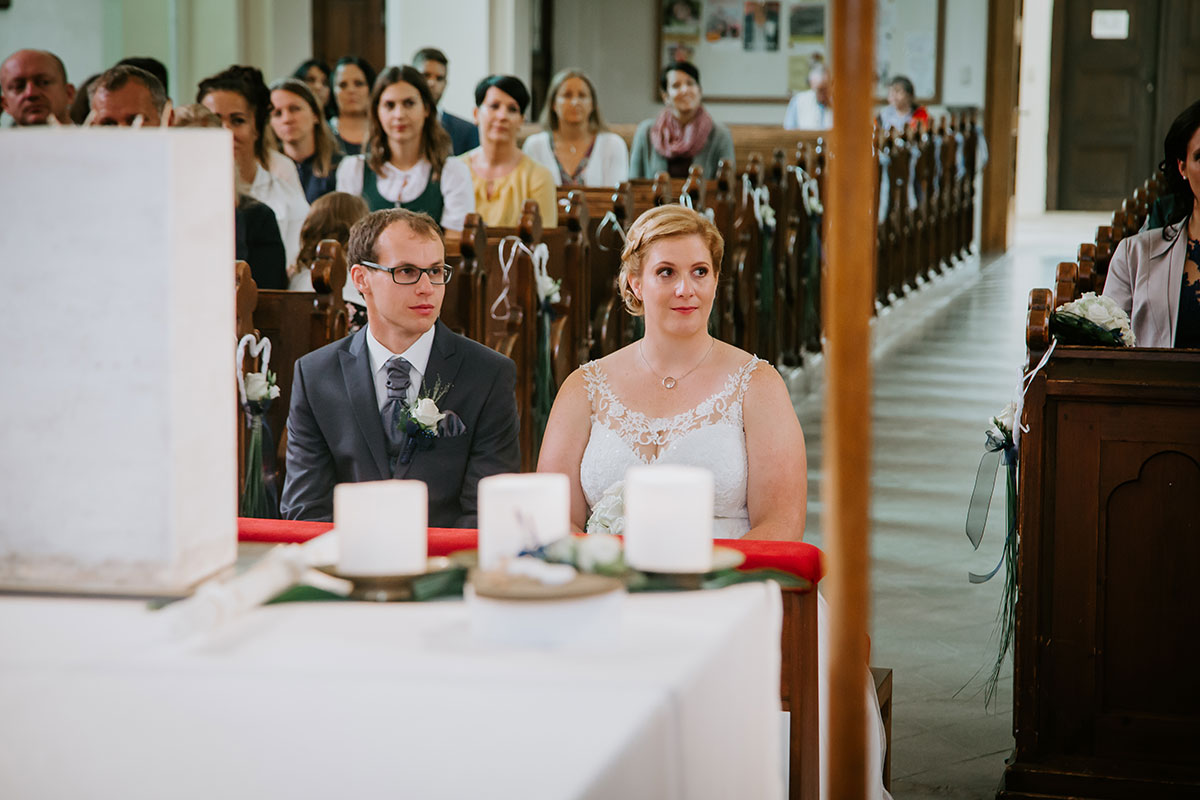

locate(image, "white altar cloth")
(0, 583), (782, 800)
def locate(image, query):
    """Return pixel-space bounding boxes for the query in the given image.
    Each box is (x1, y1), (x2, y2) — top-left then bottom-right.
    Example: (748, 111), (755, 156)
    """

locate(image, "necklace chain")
(639, 338), (715, 390)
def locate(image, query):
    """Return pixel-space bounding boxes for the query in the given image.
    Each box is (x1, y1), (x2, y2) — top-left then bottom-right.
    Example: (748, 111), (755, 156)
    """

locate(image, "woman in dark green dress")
(334, 65), (474, 237)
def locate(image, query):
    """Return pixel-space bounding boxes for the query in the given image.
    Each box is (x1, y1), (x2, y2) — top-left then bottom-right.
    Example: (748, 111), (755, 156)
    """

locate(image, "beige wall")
(0, 0), (309, 113)
(554, 0), (990, 126)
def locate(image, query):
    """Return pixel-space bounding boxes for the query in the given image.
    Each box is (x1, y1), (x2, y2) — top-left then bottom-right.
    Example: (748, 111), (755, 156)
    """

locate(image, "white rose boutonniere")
(395, 378), (467, 465)
(410, 397), (446, 428)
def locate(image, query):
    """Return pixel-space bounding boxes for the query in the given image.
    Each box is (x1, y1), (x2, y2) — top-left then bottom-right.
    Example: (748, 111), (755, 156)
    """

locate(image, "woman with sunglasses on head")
(335, 65), (474, 237)
(522, 68), (628, 188)
(459, 74), (557, 227)
(270, 78), (342, 204)
(330, 56), (376, 156)
(198, 65), (309, 268)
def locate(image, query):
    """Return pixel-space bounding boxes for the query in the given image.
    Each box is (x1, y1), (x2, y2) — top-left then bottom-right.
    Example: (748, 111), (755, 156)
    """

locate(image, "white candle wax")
(478, 473), (570, 569)
(334, 480), (427, 575)
(624, 465), (714, 573)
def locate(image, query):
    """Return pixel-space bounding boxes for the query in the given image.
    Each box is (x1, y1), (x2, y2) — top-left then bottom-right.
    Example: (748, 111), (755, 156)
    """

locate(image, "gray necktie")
(382, 356), (412, 465)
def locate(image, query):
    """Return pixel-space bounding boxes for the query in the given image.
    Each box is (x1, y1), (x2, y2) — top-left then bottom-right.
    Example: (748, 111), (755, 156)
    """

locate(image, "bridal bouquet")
(1051, 292), (1135, 347)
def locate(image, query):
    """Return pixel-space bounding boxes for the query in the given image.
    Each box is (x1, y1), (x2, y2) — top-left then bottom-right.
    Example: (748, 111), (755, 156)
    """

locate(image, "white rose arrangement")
(1053, 292), (1135, 347)
(585, 481), (625, 536)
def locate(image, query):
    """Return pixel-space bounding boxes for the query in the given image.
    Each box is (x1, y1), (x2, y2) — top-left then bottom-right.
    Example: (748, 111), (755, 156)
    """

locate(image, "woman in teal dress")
(335, 65), (475, 236)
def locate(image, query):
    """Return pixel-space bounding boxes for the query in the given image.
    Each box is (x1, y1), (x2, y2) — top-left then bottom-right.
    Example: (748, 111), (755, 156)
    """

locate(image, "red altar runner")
(237, 517), (824, 585)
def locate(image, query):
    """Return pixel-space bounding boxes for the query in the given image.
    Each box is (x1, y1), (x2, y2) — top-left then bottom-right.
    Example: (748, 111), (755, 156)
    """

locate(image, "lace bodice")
(579, 357), (762, 538)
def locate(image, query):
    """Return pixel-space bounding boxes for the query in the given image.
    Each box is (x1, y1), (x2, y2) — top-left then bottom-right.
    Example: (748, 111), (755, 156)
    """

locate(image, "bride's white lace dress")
(578, 357), (892, 800)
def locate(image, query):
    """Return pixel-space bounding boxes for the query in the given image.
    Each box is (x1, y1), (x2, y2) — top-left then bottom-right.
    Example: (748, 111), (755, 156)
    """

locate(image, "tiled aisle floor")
(795, 213), (1107, 798)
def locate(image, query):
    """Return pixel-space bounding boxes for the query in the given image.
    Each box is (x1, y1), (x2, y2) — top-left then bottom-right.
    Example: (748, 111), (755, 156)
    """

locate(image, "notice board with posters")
(656, 0), (944, 104)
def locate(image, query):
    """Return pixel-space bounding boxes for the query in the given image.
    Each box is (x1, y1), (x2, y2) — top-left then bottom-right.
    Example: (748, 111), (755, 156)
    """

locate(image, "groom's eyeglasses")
(360, 261), (454, 285)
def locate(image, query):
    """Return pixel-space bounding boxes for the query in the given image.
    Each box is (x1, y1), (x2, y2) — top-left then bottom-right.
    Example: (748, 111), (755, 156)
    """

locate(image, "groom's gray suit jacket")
(280, 321), (520, 527)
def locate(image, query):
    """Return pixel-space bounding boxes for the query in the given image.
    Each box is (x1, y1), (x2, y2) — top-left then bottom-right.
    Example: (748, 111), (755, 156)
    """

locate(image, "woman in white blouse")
(336, 65), (474, 237)
(522, 69), (629, 188)
(198, 65), (310, 268)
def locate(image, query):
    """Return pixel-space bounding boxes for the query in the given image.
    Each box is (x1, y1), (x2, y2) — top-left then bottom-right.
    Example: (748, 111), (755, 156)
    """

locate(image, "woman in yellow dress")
(458, 74), (557, 227)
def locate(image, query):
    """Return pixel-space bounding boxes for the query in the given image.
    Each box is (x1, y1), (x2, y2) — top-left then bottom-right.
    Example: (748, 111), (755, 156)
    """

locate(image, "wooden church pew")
(1004, 291), (1200, 798)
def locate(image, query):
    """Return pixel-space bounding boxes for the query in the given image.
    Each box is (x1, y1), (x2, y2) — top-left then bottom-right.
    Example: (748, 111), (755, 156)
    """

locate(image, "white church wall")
(0, 0), (107, 98)
(1016, 0), (1053, 215)
(554, 0), (990, 127)
(386, 0), (495, 122)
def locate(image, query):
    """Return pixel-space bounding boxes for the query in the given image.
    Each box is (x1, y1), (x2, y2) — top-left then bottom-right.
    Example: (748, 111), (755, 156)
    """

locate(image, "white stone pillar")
(0, 129), (238, 595)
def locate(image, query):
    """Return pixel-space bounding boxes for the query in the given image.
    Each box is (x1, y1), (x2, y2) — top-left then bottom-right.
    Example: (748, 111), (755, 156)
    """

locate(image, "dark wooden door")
(1051, 0), (1160, 210)
(311, 0), (387, 75)
(1154, 0), (1200, 153)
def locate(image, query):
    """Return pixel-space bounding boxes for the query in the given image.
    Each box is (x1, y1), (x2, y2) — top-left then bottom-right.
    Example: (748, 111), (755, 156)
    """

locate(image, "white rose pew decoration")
(236, 334), (282, 518)
(394, 378), (466, 466)
(1050, 292), (1136, 347)
(495, 235), (558, 440)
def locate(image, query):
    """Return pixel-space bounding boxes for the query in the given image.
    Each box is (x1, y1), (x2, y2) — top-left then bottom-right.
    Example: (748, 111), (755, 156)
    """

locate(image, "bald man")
(1, 49), (75, 126)
(88, 65), (171, 127)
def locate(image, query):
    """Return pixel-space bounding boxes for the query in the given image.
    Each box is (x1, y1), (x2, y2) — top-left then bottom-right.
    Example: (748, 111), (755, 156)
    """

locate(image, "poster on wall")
(744, 2), (781, 52)
(705, 0), (743, 48)
(663, 0), (702, 36)
(788, 2), (825, 46)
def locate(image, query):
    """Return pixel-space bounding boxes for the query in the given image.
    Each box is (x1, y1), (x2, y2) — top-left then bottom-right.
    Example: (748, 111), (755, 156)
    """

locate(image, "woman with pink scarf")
(629, 61), (734, 180)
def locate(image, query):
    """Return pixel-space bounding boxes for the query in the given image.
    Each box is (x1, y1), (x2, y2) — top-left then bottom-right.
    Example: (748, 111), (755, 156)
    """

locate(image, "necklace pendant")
(662, 376), (677, 390)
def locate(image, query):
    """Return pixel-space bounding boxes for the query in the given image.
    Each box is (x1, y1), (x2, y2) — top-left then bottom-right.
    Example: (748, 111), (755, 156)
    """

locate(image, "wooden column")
(981, 0), (1021, 253)
(825, 0), (874, 796)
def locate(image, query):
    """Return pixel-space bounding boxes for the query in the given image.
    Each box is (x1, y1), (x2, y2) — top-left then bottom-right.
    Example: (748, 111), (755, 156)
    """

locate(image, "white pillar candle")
(334, 481), (427, 575)
(624, 465), (714, 573)
(478, 473), (570, 569)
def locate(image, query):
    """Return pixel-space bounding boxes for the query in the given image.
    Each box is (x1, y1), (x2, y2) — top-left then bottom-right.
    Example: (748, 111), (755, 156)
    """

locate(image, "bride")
(538, 204), (890, 798)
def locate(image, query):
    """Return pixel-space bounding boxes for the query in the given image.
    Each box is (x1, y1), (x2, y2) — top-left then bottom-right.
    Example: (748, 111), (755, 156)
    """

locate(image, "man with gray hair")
(88, 64), (171, 127)
(784, 62), (832, 130)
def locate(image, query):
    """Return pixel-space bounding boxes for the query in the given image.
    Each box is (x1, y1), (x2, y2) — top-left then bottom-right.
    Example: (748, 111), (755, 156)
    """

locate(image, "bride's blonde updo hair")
(618, 205), (724, 316)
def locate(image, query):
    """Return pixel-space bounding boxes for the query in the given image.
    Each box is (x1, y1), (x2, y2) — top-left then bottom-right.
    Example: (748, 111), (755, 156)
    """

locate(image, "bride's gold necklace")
(639, 337), (715, 390)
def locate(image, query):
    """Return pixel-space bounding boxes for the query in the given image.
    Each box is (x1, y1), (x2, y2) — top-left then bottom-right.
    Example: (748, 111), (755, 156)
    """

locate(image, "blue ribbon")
(965, 432), (1017, 583)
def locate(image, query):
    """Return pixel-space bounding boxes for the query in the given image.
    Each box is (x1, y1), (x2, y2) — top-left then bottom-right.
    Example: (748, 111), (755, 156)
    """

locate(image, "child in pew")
(174, 103), (288, 290)
(290, 192), (371, 331)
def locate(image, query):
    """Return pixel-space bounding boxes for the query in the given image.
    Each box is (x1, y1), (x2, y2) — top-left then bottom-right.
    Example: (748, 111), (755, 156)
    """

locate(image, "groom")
(280, 208), (520, 526)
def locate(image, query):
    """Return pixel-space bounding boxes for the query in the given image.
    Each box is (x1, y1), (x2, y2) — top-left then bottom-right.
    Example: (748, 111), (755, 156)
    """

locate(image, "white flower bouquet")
(1051, 292), (1136, 347)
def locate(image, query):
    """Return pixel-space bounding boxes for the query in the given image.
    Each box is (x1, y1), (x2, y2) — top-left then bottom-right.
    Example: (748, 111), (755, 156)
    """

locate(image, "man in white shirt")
(281, 208), (520, 526)
(784, 64), (832, 130)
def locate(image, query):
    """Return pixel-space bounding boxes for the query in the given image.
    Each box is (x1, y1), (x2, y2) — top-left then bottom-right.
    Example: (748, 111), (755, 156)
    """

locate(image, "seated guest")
(336, 65), (474, 235)
(115, 57), (169, 98)
(198, 65), (310, 268)
(1, 49), (75, 126)
(413, 47), (479, 155)
(629, 61), (734, 180)
(878, 75), (928, 132)
(784, 63), (833, 130)
(174, 103), (288, 290)
(536, 205), (890, 797)
(87, 65), (171, 127)
(289, 190), (369, 292)
(459, 75), (558, 226)
(280, 208), (521, 525)
(270, 78), (341, 203)
(330, 56), (375, 155)
(1105, 99), (1200, 348)
(293, 58), (334, 118)
(522, 68), (629, 187)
